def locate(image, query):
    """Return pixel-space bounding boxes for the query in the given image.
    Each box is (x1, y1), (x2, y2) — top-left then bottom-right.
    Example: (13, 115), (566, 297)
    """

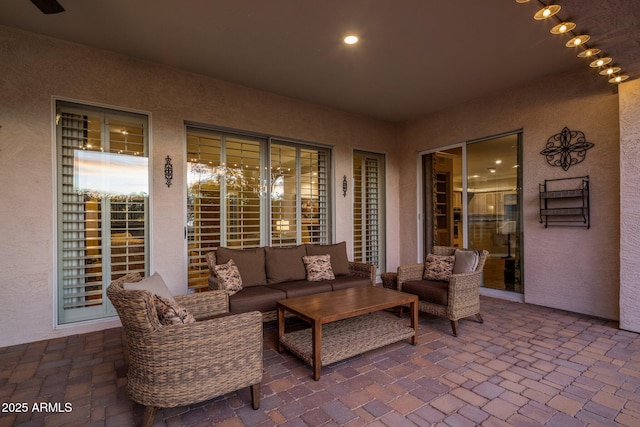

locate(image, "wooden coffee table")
(277, 286), (418, 380)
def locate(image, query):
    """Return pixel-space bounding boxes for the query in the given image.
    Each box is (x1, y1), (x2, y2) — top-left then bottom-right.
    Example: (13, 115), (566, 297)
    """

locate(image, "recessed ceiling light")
(488, 168), (496, 174)
(495, 160), (502, 164)
(343, 35), (359, 45)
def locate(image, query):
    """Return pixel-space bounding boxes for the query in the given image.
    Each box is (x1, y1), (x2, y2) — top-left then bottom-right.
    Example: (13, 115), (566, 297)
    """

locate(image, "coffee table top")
(277, 286), (417, 324)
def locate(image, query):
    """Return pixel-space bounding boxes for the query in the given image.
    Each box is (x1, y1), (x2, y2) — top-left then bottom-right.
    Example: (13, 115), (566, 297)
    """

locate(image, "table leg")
(410, 300), (418, 345)
(312, 321), (322, 380)
(277, 305), (285, 353)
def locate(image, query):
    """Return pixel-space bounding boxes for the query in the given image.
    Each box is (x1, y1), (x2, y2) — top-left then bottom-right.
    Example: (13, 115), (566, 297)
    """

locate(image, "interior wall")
(397, 68), (621, 321)
(0, 25), (398, 347)
(619, 78), (640, 333)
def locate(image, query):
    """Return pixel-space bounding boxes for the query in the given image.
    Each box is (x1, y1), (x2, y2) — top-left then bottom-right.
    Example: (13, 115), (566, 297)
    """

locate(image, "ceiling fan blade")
(30, 0), (65, 14)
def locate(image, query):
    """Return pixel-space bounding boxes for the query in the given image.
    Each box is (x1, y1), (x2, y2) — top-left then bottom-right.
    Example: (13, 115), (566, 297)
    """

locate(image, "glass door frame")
(417, 131), (523, 296)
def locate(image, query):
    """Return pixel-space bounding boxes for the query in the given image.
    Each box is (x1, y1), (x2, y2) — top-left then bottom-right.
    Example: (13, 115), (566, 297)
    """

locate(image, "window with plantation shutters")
(353, 151), (385, 277)
(270, 141), (330, 247)
(56, 101), (148, 324)
(186, 127), (331, 291)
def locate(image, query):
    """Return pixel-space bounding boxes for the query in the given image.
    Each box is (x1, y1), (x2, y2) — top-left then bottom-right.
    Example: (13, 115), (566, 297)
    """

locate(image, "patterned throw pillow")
(302, 254), (335, 281)
(423, 254), (455, 281)
(154, 295), (196, 325)
(213, 259), (243, 295)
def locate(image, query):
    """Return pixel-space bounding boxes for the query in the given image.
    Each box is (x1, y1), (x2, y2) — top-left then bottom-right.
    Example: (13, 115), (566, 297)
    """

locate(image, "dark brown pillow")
(216, 247), (266, 286)
(306, 242), (350, 276)
(265, 245), (307, 284)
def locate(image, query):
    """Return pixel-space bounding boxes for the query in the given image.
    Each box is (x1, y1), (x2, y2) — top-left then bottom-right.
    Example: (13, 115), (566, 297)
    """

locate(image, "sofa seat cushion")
(306, 242), (350, 276)
(326, 275), (372, 291)
(265, 245), (307, 284)
(402, 279), (449, 306)
(228, 286), (286, 314)
(216, 247), (267, 287)
(267, 280), (332, 299)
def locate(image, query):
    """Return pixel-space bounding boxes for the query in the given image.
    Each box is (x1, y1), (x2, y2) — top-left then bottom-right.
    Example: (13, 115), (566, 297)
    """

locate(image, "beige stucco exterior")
(620, 78), (640, 332)
(399, 69), (621, 320)
(0, 24), (637, 347)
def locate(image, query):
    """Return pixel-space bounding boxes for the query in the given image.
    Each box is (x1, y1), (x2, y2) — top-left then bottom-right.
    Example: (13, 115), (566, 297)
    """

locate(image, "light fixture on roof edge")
(516, 1), (630, 85)
(578, 48), (601, 58)
(550, 21), (575, 34)
(534, 5), (561, 20)
(599, 66), (621, 76)
(609, 75), (629, 84)
(589, 57), (612, 68)
(565, 35), (590, 47)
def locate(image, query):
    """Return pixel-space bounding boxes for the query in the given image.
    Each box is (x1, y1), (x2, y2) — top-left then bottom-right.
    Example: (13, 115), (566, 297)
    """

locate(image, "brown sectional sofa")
(205, 242), (376, 321)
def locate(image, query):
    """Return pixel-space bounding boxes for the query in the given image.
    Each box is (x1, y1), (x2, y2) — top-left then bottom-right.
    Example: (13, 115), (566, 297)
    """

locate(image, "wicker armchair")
(107, 273), (263, 427)
(397, 246), (488, 336)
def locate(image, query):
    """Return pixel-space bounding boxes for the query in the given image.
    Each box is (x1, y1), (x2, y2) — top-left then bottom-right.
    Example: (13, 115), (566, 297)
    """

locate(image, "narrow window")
(353, 150), (386, 277)
(56, 102), (148, 324)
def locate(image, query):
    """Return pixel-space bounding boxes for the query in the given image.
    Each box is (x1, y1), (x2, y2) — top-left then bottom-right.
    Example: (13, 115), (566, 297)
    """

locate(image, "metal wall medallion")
(540, 127), (594, 171)
(164, 155), (173, 187)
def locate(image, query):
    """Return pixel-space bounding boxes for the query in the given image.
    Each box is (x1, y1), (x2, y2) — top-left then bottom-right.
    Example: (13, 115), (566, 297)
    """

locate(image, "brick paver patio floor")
(1, 296), (639, 426)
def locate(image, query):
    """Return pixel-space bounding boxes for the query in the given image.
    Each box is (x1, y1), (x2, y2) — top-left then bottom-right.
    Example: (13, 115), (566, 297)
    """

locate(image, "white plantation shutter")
(353, 151), (385, 277)
(186, 128), (331, 290)
(56, 102), (148, 324)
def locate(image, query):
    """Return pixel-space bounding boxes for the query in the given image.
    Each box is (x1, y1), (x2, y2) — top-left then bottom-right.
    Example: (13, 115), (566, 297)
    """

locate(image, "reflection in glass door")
(467, 135), (521, 292)
(424, 133), (522, 293)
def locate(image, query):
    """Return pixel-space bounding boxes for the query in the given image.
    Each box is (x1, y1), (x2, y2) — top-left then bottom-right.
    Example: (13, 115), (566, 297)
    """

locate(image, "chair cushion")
(213, 259), (243, 295)
(423, 254), (455, 281)
(216, 247), (267, 287)
(153, 295), (196, 325)
(302, 254), (335, 281)
(402, 280), (449, 306)
(265, 245), (307, 284)
(123, 272), (175, 302)
(306, 242), (350, 276)
(453, 249), (479, 274)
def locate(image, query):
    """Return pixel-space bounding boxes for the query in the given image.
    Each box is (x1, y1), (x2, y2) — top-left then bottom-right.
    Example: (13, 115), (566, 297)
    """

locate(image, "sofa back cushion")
(265, 245), (307, 284)
(306, 242), (350, 276)
(216, 247), (266, 287)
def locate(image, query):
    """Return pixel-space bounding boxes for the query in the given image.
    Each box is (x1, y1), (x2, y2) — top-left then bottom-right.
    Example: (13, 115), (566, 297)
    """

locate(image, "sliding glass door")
(424, 133), (522, 292)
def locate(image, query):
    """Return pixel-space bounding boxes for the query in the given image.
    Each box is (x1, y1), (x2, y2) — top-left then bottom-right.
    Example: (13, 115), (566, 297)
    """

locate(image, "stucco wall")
(397, 68), (620, 321)
(619, 78), (640, 333)
(0, 26), (399, 347)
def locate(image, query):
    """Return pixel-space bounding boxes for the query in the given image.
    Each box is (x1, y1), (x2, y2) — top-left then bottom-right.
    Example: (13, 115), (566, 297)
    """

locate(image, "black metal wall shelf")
(539, 176), (589, 228)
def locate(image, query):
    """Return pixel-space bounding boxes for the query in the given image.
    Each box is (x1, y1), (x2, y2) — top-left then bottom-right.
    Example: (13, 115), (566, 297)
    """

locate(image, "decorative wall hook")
(342, 175), (348, 197)
(164, 155), (173, 187)
(540, 127), (594, 171)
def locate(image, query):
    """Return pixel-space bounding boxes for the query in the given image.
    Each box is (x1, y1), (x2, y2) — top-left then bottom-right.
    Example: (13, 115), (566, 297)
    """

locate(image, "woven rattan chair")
(397, 246), (488, 336)
(107, 273), (263, 427)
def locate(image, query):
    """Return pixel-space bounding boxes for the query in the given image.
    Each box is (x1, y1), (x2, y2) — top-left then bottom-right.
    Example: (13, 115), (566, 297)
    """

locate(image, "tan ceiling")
(1, 0), (639, 122)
